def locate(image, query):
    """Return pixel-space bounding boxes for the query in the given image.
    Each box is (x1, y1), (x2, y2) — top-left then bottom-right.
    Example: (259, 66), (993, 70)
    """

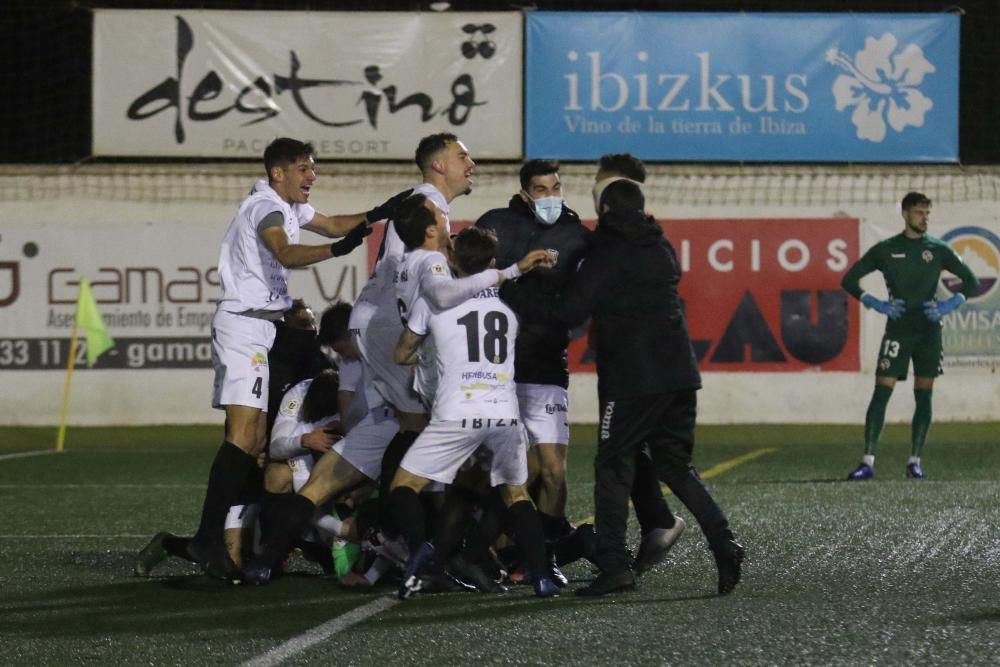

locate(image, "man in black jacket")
(502, 179), (744, 596)
(475, 159), (589, 554)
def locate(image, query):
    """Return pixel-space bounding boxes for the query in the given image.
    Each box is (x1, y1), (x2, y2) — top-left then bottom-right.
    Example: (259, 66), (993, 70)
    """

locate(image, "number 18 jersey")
(407, 287), (519, 422)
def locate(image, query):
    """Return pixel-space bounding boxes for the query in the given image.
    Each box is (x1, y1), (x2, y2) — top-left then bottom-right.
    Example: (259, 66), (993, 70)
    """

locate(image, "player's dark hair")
(394, 193), (438, 250)
(264, 138), (314, 179)
(415, 132), (458, 172)
(317, 301), (352, 347)
(519, 159), (560, 190)
(598, 153), (646, 183)
(600, 179), (645, 213)
(284, 299), (315, 331)
(300, 369), (340, 424)
(901, 191), (931, 211)
(453, 227), (497, 275)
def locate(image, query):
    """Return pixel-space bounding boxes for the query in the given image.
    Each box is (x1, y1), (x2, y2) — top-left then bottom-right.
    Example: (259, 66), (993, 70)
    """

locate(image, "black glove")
(366, 188), (415, 223)
(330, 222), (373, 257)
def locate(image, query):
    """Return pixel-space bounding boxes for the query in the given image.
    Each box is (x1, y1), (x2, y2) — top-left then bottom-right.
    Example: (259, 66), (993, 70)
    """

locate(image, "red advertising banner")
(367, 217), (860, 373)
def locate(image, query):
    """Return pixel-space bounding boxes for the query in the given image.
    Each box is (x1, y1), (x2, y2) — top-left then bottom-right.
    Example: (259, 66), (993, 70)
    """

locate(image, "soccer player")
(842, 192), (980, 480)
(474, 159), (589, 558)
(189, 137), (400, 581)
(349, 134), (548, 503)
(386, 226), (560, 600)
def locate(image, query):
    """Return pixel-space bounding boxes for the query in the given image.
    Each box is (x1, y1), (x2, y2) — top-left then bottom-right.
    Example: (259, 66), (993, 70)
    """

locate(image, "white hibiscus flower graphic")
(826, 33), (935, 142)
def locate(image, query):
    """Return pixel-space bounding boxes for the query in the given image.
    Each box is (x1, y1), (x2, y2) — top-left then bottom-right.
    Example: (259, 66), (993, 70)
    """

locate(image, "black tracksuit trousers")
(593, 389), (730, 573)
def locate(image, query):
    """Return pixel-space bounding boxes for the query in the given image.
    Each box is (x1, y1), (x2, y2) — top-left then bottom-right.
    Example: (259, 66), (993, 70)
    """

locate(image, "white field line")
(0, 449), (61, 461)
(241, 596), (399, 667)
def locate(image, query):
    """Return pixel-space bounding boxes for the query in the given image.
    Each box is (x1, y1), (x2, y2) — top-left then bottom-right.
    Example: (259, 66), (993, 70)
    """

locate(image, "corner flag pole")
(56, 278), (114, 452)
(56, 320), (81, 452)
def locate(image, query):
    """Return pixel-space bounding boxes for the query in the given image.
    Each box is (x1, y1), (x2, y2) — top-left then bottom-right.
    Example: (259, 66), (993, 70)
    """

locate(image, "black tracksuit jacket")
(475, 196), (591, 388)
(500, 208), (701, 401)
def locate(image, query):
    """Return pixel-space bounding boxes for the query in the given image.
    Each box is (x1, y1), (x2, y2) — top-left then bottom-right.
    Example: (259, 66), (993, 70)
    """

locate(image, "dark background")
(2, 0), (996, 163)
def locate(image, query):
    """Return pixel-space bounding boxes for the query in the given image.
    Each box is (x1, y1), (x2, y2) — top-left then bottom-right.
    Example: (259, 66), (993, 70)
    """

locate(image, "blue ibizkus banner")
(526, 13), (959, 162)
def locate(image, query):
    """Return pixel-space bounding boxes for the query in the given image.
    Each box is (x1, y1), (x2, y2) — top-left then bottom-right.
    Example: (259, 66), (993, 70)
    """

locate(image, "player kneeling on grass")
(385, 226), (559, 600)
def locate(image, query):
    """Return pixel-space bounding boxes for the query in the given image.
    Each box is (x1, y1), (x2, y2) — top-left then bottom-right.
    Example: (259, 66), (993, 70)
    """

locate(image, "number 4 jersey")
(406, 286), (519, 422)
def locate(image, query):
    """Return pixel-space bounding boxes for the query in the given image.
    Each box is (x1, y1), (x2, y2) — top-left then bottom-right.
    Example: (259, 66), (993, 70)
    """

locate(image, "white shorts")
(211, 309), (277, 410)
(350, 299), (425, 415)
(333, 407), (400, 481)
(401, 418), (528, 488)
(516, 383), (570, 447)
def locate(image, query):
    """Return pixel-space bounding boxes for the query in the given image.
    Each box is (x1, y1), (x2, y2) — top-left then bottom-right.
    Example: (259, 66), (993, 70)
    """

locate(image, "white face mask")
(531, 196), (563, 226)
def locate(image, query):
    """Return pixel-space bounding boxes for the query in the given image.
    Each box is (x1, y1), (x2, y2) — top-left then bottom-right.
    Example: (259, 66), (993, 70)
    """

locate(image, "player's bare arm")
(302, 212), (367, 238)
(394, 328), (426, 366)
(259, 225), (340, 268)
(517, 249), (556, 273)
(305, 187), (416, 238)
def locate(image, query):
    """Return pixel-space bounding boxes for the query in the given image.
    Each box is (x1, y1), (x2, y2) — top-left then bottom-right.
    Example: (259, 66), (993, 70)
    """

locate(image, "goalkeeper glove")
(861, 294), (905, 320)
(366, 188), (415, 223)
(923, 294), (965, 322)
(330, 222), (372, 257)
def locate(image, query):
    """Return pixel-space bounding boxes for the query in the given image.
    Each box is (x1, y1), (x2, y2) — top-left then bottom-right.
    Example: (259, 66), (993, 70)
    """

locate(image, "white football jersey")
(395, 248), (452, 327)
(336, 358), (373, 433)
(355, 183), (449, 312)
(269, 378), (339, 461)
(408, 287), (520, 422)
(216, 179), (316, 313)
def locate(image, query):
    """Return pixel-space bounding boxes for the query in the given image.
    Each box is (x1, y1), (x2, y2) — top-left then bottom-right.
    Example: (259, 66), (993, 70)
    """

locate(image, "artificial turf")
(1, 423), (997, 665)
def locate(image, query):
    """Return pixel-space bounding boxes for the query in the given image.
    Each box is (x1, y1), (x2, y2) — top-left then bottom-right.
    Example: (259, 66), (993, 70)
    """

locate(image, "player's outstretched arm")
(261, 224), (370, 268)
(303, 188), (415, 238)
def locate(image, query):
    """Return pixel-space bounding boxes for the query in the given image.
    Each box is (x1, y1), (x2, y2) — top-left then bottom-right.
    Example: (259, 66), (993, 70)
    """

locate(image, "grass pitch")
(1, 423), (998, 665)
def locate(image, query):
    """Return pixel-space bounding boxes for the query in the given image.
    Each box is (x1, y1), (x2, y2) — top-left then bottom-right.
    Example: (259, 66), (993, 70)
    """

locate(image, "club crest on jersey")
(922, 250), (933, 263)
(431, 263), (447, 275)
(251, 352), (268, 371)
(281, 399), (300, 417)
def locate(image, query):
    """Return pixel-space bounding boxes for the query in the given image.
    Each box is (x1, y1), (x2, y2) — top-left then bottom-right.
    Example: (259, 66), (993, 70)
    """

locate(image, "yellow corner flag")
(76, 278), (114, 367)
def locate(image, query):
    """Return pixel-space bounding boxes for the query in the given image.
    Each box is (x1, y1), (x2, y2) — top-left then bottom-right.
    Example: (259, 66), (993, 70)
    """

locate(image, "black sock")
(193, 441), (256, 546)
(385, 486), (425, 553)
(257, 491), (288, 548)
(162, 535), (196, 562)
(435, 487), (476, 563)
(257, 494), (316, 568)
(508, 500), (547, 579)
(538, 511), (573, 542)
(378, 431), (420, 501)
(478, 489), (508, 547)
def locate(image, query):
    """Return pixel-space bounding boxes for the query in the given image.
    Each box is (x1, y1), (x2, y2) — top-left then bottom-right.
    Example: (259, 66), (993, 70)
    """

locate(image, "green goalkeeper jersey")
(841, 232), (980, 333)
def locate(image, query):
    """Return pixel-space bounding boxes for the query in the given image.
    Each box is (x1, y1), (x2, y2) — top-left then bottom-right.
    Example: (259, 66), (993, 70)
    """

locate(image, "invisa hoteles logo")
(939, 226), (1000, 304)
(826, 33), (935, 143)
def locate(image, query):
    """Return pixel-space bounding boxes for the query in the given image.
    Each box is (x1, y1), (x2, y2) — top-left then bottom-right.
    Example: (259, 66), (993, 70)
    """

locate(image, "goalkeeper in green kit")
(841, 192), (980, 480)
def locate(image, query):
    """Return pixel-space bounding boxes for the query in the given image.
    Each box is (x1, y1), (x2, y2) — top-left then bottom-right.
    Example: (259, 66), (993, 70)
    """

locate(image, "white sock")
(314, 513), (344, 538)
(862, 455), (875, 467)
(908, 456), (920, 465)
